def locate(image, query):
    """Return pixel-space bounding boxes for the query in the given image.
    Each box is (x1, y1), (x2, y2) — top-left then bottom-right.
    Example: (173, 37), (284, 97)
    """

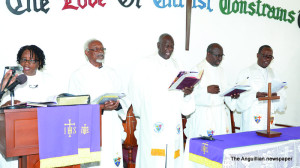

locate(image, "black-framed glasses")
(20, 58), (39, 64)
(260, 53), (274, 60)
(88, 48), (106, 52)
(211, 53), (225, 58)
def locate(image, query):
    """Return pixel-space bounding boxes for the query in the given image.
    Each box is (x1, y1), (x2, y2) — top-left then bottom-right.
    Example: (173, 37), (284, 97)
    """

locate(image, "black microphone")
(6, 74), (27, 91)
(0, 74), (27, 99)
(5, 66), (23, 71)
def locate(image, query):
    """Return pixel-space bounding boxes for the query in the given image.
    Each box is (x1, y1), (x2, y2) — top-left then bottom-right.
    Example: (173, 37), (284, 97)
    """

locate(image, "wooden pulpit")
(0, 106), (103, 168)
(256, 83), (282, 138)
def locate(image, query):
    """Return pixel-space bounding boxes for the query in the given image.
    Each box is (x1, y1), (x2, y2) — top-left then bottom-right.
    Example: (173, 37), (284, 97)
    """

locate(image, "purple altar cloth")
(37, 104), (100, 159)
(189, 127), (300, 164)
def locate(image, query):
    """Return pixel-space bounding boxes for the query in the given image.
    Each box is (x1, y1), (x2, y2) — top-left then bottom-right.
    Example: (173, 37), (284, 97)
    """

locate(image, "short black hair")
(16, 45), (46, 70)
(258, 45), (272, 54)
(207, 43), (221, 53)
(158, 33), (172, 43)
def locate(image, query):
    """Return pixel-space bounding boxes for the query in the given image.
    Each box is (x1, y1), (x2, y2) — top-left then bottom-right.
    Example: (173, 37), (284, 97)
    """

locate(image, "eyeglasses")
(20, 58), (39, 64)
(260, 53), (274, 60)
(88, 48), (106, 52)
(211, 53), (225, 58)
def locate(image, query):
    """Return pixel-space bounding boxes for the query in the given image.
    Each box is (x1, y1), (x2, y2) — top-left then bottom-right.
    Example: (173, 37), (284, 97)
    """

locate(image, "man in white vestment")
(183, 43), (239, 168)
(68, 39), (129, 168)
(184, 43), (238, 139)
(128, 33), (195, 168)
(236, 45), (287, 132)
(0, 45), (58, 168)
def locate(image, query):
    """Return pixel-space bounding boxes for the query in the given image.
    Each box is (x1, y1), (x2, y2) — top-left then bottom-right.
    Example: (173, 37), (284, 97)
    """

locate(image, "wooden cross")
(256, 83), (282, 138)
(186, 0), (192, 51)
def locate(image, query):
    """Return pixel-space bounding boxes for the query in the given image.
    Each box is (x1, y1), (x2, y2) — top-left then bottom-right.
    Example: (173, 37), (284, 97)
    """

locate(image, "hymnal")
(220, 85), (251, 97)
(259, 80), (287, 93)
(169, 70), (204, 91)
(16, 101), (57, 107)
(92, 93), (126, 105)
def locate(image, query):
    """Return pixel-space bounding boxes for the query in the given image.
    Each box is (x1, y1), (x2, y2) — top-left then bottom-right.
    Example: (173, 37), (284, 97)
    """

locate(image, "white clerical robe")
(236, 63), (287, 132)
(184, 59), (235, 139)
(128, 55), (195, 168)
(68, 62), (129, 168)
(1, 70), (58, 168)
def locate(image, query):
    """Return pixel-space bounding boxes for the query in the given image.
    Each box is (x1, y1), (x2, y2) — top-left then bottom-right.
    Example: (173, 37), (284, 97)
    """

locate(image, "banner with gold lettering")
(37, 104), (101, 168)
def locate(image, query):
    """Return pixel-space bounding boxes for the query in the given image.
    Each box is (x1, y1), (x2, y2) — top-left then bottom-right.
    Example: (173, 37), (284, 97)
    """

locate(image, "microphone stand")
(10, 90), (15, 106)
(3, 88), (23, 109)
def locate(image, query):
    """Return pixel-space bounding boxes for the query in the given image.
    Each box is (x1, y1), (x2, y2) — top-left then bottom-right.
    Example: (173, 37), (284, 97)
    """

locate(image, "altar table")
(184, 127), (300, 168)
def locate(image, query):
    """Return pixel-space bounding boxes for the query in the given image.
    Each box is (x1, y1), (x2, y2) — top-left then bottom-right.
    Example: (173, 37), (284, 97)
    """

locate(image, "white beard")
(96, 59), (104, 64)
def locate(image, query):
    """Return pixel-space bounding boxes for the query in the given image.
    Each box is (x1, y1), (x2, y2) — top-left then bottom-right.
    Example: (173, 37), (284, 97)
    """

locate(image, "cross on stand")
(256, 83), (282, 138)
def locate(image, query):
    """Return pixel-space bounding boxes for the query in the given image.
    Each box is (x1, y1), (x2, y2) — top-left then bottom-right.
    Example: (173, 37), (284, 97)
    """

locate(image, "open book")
(168, 70), (204, 91)
(259, 80), (287, 93)
(219, 85), (251, 97)
(92, 93), (126, 105)
(16, 101), (57, 107)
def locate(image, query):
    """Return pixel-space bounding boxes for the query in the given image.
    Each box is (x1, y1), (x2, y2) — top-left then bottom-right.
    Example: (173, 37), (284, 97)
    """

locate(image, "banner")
(37, 104), (101, 168)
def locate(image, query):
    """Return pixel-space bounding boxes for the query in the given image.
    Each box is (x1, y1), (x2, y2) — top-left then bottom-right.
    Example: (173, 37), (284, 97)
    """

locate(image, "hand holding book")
(92, 93), (126, 105)
(103, 100), (120, 111)
(169, 70), (204, 91)
(219, 85), (251, 97)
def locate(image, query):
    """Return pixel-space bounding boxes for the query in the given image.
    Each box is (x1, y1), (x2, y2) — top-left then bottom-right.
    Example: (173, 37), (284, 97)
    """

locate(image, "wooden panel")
(5, 108), (39, 157)
(1, 106), (101, 168)
(0, 113), (6, 157)
(21, 154), (40, 168)
(15, 119), (39, 148)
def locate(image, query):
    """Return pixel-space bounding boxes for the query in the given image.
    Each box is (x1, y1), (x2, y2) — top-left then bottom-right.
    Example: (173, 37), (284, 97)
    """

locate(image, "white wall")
(0, 0), (299, 126)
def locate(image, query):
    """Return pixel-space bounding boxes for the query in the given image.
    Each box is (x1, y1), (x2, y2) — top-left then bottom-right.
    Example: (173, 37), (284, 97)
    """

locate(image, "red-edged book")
(169, 70), (204, 90)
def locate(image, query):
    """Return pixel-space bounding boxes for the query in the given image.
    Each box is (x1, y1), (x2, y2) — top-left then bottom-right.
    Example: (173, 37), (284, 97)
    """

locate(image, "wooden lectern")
(0, 106), (102, 168)
(256, 83), (282, 138)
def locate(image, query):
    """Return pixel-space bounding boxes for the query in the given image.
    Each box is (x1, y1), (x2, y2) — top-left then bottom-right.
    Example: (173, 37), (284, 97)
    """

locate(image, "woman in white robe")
(0, 45), (57, 168)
